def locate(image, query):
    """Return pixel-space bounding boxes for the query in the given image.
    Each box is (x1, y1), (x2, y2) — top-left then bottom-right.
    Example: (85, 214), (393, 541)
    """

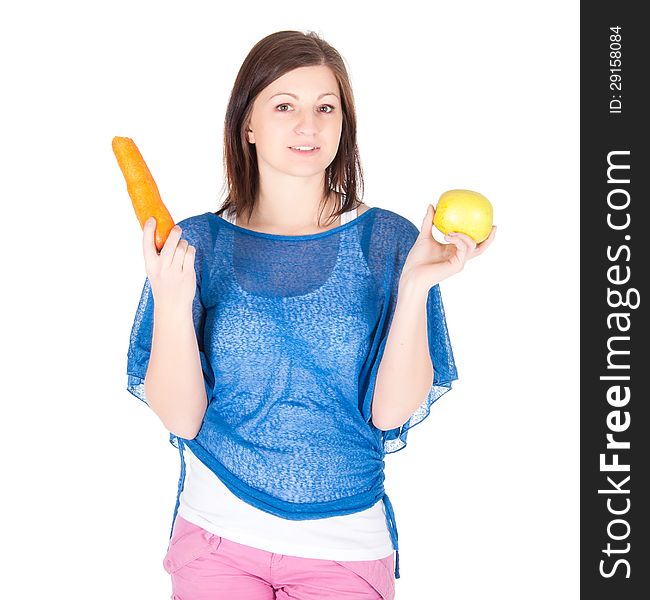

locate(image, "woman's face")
(246, 65), (343, 181)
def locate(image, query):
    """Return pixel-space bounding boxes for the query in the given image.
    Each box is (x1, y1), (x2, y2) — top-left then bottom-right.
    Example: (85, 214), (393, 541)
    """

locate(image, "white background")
(1, 1), (579, 598)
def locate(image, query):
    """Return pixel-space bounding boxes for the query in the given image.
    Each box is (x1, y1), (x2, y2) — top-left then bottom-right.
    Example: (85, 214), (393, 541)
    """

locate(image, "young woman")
(127, 30), (495, 600)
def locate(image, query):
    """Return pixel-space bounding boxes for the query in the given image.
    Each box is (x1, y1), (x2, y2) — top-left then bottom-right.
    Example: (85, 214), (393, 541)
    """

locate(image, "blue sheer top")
(126, 207), (458, 578)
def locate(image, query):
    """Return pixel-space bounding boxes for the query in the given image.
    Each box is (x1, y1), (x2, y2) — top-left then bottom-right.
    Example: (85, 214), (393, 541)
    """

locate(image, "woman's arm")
(144, 303), (208, 440)
(372, 205), (496, 431)
(371, 276), (433, 431)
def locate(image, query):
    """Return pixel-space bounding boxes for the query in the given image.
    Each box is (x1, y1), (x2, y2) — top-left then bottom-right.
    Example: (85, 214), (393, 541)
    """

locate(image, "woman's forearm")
(371, 277), (433, 431)
(144, 304), (207, 439)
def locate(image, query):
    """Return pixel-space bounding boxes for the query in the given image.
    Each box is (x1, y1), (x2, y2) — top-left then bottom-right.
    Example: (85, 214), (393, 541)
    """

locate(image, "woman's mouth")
(289, 146), (320, 156)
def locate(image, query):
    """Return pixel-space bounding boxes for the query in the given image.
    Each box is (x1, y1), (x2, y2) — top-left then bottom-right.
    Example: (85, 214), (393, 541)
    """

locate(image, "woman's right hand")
(143, 217), (197, 310)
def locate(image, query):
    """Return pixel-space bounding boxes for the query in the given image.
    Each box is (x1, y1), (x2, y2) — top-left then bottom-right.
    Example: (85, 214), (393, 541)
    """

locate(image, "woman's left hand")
(399, 204), (497, 292)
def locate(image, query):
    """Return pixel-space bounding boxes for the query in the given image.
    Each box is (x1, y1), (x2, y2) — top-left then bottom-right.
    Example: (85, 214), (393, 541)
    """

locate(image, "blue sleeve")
(125, 216), (215, 416)
(125, 278), (215, 408)
(360, 215), (458, 454)
(380, 282), (458, 454)
(125, 275), (155, 407)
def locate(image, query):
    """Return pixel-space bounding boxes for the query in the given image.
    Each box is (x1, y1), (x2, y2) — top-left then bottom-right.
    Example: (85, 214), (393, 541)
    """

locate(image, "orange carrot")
(112, 136), (175, 251)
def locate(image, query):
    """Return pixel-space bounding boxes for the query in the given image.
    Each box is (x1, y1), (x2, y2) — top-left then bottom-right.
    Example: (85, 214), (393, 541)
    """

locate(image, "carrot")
(112, 136), (175, 252)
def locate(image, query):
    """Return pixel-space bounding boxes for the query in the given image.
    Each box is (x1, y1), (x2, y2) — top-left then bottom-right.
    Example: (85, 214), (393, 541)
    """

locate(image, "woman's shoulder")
(359, 204), (417, 236)
(357, 202), (371, 216)
(176, 210), (226, 233)
(173, 212), (218, 251)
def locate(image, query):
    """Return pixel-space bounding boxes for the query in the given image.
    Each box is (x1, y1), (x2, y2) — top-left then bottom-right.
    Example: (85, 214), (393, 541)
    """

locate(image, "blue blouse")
(126, 207), (458, 579)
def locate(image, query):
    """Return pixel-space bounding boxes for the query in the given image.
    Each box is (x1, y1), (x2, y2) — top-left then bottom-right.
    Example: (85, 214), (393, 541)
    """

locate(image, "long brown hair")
(216, 30), (364, 226)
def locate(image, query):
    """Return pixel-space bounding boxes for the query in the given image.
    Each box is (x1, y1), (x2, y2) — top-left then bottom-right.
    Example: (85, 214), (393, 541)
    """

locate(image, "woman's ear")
(246, 127), (255, 144)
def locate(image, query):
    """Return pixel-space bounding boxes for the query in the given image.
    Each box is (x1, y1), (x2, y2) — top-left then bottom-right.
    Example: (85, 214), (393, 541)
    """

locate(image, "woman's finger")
(142, 217), (159, 265)
(444, 234), (470, 268)
(171, 239), (189, 270)
(468, 226), (497, 258)
(454, 232), (477, 250)
(445, 232), (476, 257)
(418, 204), (435, 240)
(183, 244), (196, 273)
(160, 225), (182, 269)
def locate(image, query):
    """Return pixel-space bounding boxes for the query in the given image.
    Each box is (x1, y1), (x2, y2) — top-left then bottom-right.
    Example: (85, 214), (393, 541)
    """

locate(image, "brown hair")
(215, 30), (364, 226)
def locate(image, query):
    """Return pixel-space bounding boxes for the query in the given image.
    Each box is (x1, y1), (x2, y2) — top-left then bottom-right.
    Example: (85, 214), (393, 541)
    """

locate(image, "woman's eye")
(275, 104), (336, 113)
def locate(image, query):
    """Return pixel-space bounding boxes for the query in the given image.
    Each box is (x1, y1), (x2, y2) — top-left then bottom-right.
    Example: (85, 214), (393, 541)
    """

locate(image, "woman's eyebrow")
(268, 92), (339, 101)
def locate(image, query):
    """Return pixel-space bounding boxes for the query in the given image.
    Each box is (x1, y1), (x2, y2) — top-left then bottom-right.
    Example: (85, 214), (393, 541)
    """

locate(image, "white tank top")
(177, 200), (393, 561)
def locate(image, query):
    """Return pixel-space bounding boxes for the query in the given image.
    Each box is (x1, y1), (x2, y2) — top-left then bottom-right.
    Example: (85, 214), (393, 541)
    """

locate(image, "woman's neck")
(237, 191), (341, 235)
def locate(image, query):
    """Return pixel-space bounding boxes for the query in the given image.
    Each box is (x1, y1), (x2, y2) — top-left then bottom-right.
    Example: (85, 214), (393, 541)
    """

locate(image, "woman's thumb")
(419, 204), (434, 238)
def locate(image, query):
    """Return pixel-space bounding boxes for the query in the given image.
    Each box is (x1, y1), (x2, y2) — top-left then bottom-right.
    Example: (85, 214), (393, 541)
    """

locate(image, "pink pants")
(163, 515), (395, 600)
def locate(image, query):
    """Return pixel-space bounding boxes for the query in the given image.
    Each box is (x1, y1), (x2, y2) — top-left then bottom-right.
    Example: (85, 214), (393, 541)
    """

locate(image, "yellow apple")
(433, 189), (493, 243)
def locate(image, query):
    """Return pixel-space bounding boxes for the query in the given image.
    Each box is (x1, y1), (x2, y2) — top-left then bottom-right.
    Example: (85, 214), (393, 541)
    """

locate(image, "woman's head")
(218, 30), (364, 225)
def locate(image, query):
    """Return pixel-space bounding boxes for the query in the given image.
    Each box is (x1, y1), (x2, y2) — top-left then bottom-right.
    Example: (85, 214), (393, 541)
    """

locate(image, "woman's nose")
(294, 112), (319, 134)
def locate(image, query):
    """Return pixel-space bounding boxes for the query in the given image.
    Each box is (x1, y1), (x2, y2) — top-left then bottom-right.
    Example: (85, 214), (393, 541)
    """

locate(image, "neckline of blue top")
(206, 206), (378, 241)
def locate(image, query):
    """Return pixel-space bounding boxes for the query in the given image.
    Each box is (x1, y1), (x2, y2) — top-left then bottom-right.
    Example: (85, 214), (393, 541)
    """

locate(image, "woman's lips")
(288, 146), (320, 156)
